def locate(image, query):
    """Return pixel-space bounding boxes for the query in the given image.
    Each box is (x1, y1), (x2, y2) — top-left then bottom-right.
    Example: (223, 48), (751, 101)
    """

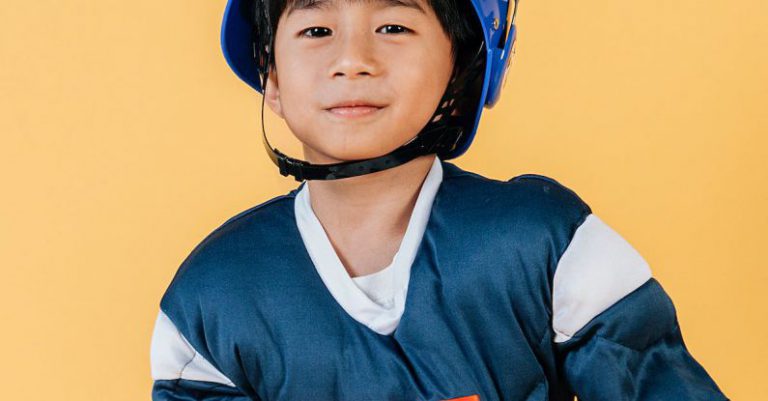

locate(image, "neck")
(304, 153), (437, 235)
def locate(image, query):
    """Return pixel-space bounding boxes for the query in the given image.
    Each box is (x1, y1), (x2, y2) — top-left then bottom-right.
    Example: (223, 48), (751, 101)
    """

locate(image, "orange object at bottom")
(443, 396), (480, 401)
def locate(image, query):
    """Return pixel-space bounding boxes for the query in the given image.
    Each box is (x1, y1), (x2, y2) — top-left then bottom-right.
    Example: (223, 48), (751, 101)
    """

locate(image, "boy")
(150, 0), (730, 399)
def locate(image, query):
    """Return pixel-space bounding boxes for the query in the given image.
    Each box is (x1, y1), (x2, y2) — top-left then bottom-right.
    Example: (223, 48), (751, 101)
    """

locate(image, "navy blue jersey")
(150, 159), (728, 400)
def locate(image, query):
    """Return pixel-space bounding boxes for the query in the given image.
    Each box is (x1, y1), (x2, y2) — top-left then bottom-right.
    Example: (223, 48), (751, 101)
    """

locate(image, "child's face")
(264, 0), (455, 164)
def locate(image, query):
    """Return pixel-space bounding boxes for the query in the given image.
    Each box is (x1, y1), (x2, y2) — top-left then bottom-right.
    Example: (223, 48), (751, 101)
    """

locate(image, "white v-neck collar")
(293, 156), (444, 335)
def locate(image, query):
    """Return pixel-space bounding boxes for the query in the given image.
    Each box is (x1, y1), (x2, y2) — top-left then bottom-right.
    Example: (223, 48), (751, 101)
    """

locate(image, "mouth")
(325, 101), (387, 119)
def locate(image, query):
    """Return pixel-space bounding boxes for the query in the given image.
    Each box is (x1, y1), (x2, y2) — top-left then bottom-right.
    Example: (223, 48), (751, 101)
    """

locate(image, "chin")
(300, 129), (410, 163)
(302, 139), (400, 164)
(317, 146), (394, 163)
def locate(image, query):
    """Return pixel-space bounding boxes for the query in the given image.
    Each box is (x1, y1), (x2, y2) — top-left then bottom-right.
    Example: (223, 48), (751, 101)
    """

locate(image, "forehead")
(285, 0), (428, 16)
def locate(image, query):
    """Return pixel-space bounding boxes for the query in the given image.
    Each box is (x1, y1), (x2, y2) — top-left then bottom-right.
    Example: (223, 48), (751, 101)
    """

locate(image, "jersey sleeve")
(150, 310), (254, 401)
(551, 213), (730, 400)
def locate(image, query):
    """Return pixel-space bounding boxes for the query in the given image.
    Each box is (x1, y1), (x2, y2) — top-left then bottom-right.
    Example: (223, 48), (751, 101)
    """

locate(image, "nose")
(330, 28), (380, 80)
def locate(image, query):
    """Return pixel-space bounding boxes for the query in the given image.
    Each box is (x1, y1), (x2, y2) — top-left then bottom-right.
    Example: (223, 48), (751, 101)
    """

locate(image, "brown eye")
(377, 25), (411, 34)
(300, 27), (331, 38)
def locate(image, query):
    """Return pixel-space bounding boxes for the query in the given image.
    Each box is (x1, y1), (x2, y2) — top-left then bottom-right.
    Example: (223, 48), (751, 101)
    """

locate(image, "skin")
(264, 0), (455, 277)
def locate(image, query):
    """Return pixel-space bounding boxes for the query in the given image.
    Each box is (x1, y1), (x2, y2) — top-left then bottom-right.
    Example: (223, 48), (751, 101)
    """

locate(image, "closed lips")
(326, 101), (386, 117)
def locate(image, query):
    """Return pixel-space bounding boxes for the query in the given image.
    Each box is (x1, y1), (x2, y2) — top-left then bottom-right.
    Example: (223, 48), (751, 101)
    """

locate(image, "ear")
(264, 65), (284, 119)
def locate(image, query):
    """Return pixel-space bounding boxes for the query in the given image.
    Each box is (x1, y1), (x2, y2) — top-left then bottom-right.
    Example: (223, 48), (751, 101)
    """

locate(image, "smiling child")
(149, 0), (729, 400)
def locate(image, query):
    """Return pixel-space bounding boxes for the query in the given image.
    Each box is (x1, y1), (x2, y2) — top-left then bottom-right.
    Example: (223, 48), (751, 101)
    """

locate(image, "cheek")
(392, 46), (454, 124)
(277, 56), (314, 101)
(273, 36), (318, 113)
(274, 60), (318, 128)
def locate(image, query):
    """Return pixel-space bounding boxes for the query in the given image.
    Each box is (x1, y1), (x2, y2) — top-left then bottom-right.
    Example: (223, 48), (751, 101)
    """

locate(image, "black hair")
(244, 0), (484, 78)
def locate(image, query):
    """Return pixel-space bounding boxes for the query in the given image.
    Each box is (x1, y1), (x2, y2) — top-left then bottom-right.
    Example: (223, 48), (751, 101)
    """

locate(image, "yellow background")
(1, 0), (764, 399)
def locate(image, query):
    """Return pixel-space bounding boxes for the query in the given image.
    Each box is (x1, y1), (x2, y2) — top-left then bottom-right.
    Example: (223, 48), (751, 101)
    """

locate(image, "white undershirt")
(293, 156), (443, 335)
(350, 252), (399, 309)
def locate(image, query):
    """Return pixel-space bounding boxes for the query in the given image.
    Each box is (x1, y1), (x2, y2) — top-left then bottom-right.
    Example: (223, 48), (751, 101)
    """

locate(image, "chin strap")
(258, 42), (485, 182)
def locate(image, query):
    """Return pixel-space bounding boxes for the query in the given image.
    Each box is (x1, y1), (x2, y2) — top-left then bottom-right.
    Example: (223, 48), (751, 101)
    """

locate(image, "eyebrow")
(286, 0), (427, 17)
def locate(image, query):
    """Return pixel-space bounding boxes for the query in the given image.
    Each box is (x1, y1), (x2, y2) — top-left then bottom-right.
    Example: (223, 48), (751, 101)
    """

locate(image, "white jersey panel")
(150, 309), (236, 386)
(552, 213), (652, 343)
